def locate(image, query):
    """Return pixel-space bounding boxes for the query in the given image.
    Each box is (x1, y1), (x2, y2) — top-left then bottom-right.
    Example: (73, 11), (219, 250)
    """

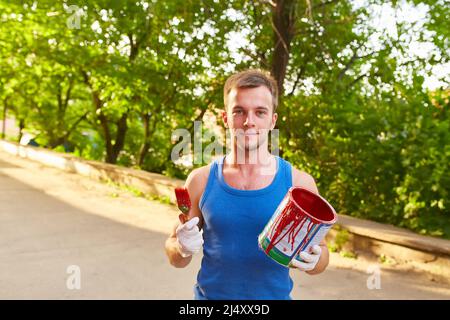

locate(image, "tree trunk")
(1, 99), (7, 139)
(271, 0), (297, 96)
(95, 97), (114, 162)
(48, 111), (89, 149)
(138, 112), (151, 166)
(82, 70), (115, 163)
(270, 0), (298, 159)
(108, 111), (128, 164)
(17, 119), (25, 143)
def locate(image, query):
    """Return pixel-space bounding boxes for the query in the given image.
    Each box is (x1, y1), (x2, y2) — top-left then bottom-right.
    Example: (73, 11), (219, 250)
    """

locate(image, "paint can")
(258, 187), (337, 267)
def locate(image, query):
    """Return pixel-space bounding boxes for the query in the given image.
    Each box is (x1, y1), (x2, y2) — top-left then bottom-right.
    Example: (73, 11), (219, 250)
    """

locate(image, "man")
(165, 69), (329, 300)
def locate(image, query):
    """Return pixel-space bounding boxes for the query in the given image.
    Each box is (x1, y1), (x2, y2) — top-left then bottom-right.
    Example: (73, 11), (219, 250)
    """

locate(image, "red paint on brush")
(175, 187), (191, 223)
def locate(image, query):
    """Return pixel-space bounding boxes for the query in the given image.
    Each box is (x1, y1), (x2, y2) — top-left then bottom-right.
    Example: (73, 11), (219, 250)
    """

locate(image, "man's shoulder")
(290, 165), (319, 194)
(188, 163), (212, 180)
(185, 163), (212, 190)
(291, 166), (314, 181)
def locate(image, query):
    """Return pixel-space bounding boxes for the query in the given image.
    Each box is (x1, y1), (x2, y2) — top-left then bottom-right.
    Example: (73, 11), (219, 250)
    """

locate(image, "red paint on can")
(264, 188), (337, 256)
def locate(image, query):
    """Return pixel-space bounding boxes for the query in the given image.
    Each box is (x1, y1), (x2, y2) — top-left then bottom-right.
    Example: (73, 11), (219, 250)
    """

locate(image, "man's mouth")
(243, 131), (259, 136)
(234, 130), (263, 137)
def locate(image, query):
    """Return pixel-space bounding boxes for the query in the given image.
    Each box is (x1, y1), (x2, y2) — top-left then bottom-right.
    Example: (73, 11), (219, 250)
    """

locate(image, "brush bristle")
(175, 187), (191, 213)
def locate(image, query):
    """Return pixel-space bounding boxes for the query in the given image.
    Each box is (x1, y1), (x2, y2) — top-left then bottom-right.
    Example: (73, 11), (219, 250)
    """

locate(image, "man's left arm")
(291, 168), (329, 275)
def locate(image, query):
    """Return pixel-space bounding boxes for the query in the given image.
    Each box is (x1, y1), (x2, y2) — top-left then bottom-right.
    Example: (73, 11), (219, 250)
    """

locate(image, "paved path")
(1, 150), (449, 299)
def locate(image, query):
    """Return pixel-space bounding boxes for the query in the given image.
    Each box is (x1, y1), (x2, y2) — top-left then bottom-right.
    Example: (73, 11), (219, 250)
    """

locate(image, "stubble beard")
(234, 130), (270, 164)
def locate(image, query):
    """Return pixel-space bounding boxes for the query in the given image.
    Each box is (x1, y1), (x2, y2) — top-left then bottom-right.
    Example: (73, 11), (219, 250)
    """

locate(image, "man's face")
(222, 86), (278, 153)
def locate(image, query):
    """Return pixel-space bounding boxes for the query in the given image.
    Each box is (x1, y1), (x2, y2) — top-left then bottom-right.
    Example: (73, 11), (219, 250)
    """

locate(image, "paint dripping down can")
(258, 187), (337, 267)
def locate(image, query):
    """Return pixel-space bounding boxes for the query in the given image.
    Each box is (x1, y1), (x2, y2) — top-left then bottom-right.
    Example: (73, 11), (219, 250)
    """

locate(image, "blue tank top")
(195, 155), (293, 300)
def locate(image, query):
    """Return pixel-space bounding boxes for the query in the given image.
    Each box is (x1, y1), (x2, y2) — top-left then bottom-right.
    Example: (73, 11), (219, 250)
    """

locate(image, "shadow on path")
(0, 167), (199, 299)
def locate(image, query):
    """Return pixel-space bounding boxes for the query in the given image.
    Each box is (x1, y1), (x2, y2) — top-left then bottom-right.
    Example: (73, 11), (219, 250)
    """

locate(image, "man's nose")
(244, 112), (256, 127)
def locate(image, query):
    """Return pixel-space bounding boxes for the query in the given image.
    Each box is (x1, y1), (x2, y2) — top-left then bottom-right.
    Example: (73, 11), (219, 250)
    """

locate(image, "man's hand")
(175, 217), (204, 258)
(289, 245), (322, 271)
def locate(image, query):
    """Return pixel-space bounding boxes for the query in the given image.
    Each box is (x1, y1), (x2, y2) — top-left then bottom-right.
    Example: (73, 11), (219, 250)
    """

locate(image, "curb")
(0, 140), (182, 203)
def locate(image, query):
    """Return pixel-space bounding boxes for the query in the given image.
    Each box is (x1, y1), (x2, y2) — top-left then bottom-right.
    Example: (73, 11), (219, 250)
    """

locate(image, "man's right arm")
(164, 166), (208, 268)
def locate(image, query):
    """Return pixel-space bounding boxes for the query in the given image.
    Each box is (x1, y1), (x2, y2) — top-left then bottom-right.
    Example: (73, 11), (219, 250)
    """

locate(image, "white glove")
(176, 217), (203, 258)
(289, 245), (322, 271)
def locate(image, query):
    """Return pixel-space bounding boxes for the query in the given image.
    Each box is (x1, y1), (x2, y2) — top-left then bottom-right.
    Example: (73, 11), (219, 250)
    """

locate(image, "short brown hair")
(224, 69), (279, 112)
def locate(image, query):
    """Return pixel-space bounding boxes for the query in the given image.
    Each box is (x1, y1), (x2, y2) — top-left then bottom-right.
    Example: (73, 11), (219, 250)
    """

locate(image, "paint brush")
(175, 187), (191, 224)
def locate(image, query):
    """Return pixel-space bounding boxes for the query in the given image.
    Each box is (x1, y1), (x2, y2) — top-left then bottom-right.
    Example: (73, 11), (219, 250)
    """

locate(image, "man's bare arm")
(164, 166), (208, 268)
(292, 168), (329, 275)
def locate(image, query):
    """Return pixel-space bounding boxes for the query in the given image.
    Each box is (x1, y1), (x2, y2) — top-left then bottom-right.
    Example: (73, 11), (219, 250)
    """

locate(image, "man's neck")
(225, 147), (275, 175)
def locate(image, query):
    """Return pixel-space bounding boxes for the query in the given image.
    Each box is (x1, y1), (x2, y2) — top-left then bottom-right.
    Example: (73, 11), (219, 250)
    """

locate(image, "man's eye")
(233, 110), (243, 115)
(257, 111), (267, 116)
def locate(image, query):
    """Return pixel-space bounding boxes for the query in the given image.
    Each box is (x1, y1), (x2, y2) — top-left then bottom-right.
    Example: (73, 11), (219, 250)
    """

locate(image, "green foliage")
(340, 251), (358, 259)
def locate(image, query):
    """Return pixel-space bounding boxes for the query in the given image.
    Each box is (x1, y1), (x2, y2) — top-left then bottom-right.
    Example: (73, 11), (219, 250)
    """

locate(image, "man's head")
(222, 69), (279, 154)
(223, 69), (279, 113)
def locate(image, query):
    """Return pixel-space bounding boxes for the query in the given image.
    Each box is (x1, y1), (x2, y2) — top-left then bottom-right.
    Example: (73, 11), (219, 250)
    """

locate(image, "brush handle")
(179, 213), (189, 224)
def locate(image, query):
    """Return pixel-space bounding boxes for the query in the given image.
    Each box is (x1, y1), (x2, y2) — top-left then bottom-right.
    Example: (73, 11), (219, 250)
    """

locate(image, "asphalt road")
(1, 150), (449, 299)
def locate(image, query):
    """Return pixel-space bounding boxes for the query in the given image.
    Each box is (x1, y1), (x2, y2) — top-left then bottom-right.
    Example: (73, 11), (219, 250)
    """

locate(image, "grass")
(328, 226), (358, 259)
(103, 177), (172, 205)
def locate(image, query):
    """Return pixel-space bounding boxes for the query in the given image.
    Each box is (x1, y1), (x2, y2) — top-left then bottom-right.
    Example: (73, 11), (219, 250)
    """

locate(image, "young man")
(165, 69), (329, 300)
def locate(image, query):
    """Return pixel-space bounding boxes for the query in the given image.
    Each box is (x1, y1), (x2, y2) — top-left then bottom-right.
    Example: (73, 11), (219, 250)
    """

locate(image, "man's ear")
(271, 112), (278, 130)
(222, 110), (228, 128)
